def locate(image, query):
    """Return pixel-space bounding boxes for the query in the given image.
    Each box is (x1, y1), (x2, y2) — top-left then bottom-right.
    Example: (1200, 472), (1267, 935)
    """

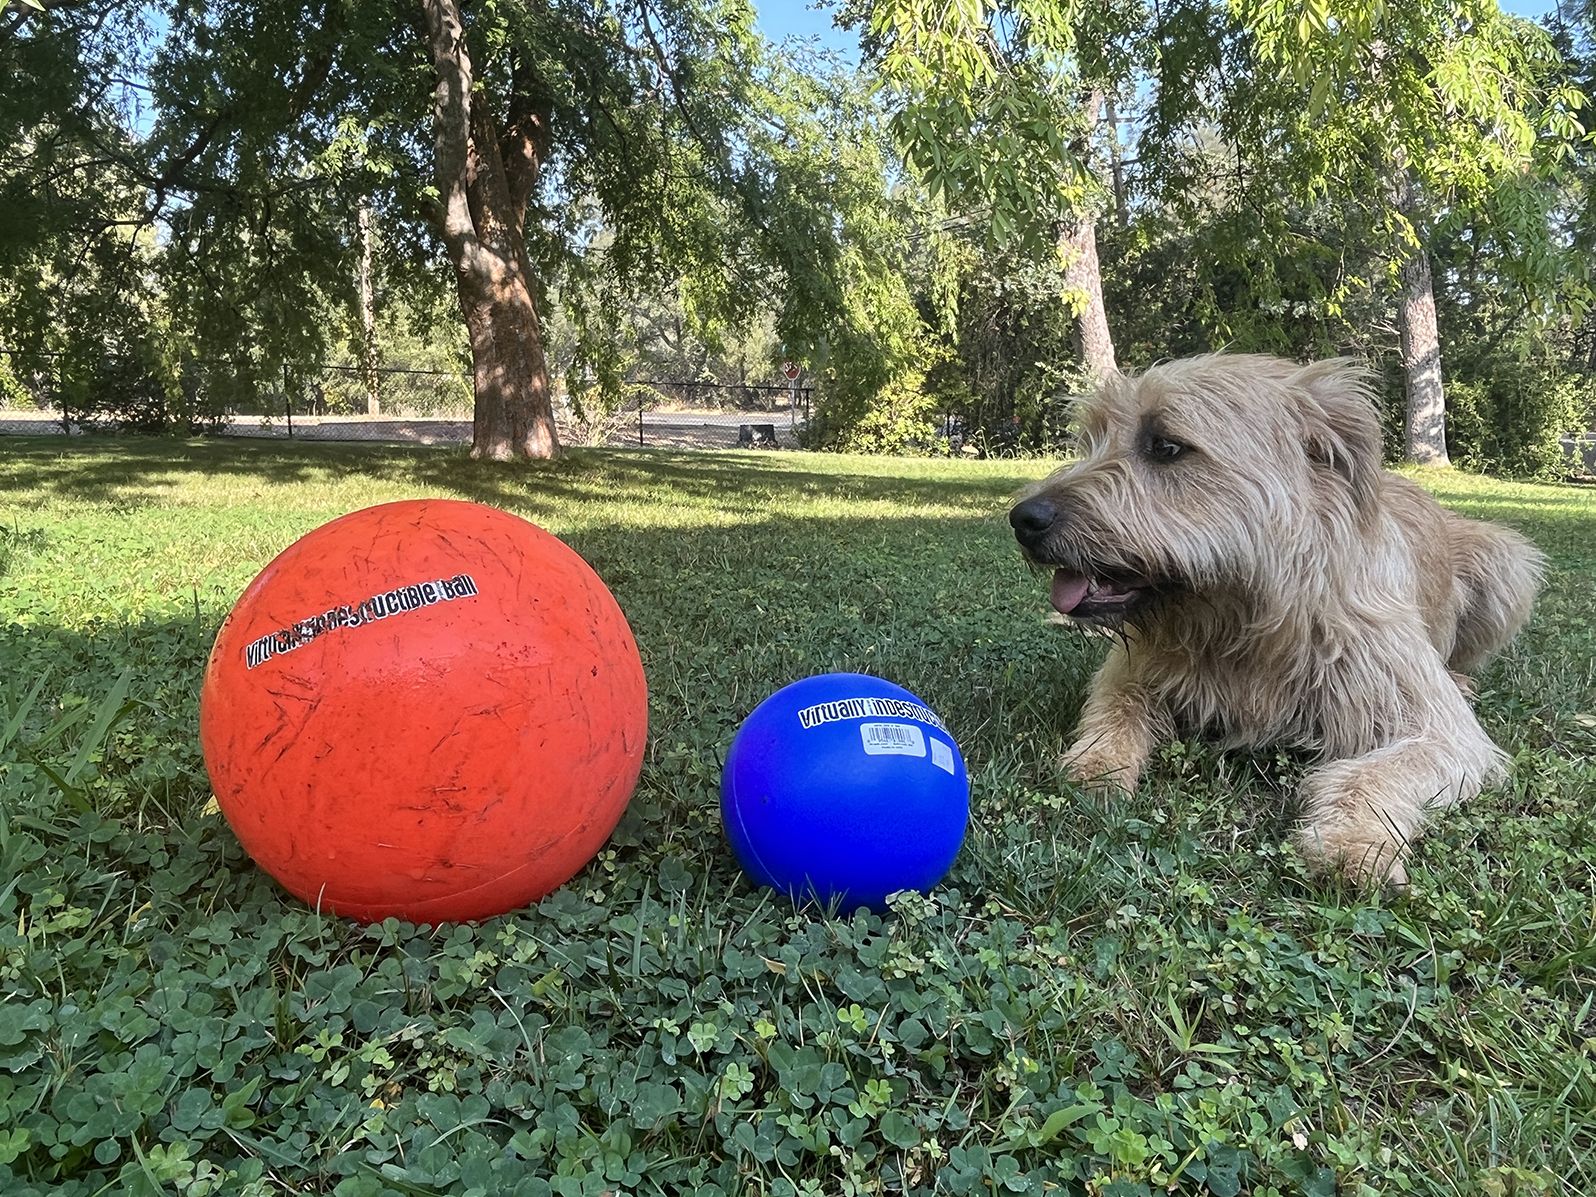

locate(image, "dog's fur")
(1009, 353), (1542, 886)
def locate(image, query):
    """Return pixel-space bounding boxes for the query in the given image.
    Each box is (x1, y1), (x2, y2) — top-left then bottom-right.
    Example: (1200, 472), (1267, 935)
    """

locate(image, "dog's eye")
(1143, 435), (1190, 462)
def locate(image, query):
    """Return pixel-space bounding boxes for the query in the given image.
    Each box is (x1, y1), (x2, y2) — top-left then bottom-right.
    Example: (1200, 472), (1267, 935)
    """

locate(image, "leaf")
(220, 1076), (261, 1129)
(0, 1128), (29, 1165)
(880, 1109), (920, 1149)
(0, 997), (50, 1047)
(1031, 1102), (1098, 1145)
(0, 670), (50, 752)
(1308, 72), (1330, 117)
(171, 1088), (214, 1133)
(64, 665), (135, 786)
(1205, 1158), (1243, 1197)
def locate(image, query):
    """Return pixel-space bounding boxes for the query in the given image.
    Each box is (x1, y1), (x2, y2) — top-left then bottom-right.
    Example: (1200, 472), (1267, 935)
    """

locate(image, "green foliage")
(1232, 0), (1591, 361)
(927, 246), (1089, 452)
(1445, 356), (1590, 480)
(1424, 191), (1596, 479)
(3, 0), (930, 441)
(857, 0), (1097, 252)
(319, 290), (472, 417)
(733, 53), (957, 452)
(810, 343), (941, 455)
(2, 442), (1595, 1194)
(58, 339), (181, 433)
(0, 5), (151, 344)
(545, 280), (782, 398)
(1240, 0), (1582, 213)
(0, 354), (33, 410)
(807, 257), (946, 453)
(19, 230), (202, 433)
(1102, 184), (1376, 364)
(6, 0), (1596, 462)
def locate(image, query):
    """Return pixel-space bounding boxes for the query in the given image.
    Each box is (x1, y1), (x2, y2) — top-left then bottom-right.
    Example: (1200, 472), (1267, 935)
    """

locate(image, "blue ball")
(721, 673), (969, 912)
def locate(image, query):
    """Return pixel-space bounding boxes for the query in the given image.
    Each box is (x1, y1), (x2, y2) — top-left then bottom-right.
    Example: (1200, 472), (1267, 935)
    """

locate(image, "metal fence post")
(56, 359), (69, 434)
(282, 364), (294, 438)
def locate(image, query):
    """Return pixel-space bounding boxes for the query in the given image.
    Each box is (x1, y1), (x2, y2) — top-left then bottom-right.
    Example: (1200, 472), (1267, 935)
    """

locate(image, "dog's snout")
(1009, 496), (1058, 547)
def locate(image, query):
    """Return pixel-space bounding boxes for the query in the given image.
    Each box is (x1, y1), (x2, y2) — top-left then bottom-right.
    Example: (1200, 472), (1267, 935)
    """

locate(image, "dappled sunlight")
(1427, 496), (1596, 523)
(4, 442), (1596, 1195)
(1408, 467), (1586, 503)
(0, 438), (1031, 530)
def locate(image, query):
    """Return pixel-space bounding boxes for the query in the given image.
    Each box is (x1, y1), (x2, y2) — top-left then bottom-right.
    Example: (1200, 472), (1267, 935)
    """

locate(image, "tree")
(1237, 0), (1587, 464)
(418, 0), (557, 458)
(852, 0), (1135, 382)
(0, 1), (163, 376)
(1059, 92), (1116, 376)
(2, 0), (883, 459)
(355, 203), (381, 416)
(750, 49), (953, 450)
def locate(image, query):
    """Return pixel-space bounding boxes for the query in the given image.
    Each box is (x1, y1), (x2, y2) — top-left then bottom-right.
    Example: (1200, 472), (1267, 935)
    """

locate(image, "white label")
(860, 722), (926, 757)
(930, 738), (955, 775)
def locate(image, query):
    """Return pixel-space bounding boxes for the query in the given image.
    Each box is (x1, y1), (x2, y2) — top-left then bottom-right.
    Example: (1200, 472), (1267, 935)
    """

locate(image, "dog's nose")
(1009, 496), (1058, 546)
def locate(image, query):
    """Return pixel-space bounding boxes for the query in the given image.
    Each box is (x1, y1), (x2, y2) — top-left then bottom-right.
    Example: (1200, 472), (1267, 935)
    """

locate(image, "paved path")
(0, 407), (806, 450)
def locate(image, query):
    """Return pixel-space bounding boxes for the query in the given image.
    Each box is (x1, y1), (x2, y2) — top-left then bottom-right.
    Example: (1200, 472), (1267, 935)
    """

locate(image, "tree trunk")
(1393, 173), (1449, 466)
(1104, 94), (1129, 231)
(1399, 250), (1448, 466)
(1059, 90), (1118, 381)
(356, 203), (381, 417)
(420, 0), (559, 460)
(1060, 215), (1117, 379)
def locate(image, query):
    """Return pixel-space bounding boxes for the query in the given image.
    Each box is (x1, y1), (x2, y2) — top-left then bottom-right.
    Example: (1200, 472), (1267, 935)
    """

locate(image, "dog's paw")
(1060, 747), (1141, 796)
(1294, 825), (1410, 890)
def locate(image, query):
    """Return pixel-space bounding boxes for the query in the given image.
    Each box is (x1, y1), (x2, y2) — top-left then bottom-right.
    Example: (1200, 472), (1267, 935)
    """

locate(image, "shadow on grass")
(0, 495), (1107, 951)
(0, 436), (1046, 517)
(8, 446), (1596, 1197)
(0, 490), (1096, 780)
(0, 438), (1091, 796)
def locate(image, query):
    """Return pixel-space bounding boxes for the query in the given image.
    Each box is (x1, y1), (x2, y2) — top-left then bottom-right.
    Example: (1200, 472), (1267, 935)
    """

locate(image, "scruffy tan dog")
(1009, 353), (1542, 886)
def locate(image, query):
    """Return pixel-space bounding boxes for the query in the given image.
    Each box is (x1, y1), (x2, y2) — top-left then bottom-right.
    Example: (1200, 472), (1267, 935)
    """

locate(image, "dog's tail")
(1447, 518), (1543, 675)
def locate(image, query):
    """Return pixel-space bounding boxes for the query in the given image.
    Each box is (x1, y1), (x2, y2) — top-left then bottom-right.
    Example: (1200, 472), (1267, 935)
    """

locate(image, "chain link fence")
(0, 350), (811, 449)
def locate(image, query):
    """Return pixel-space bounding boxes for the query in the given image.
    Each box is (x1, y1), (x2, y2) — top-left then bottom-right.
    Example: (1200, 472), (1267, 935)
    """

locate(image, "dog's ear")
(1295, 358), (1382, 513)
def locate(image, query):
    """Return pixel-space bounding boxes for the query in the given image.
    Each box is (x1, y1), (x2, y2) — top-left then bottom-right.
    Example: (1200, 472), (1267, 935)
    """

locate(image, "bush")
(1445, 358), (1591, 480)
(922, 252), (1084, 458)
(807, 279), (946, 455)
(809, 357), (942, 454)
(58, 341), (182, 434)
(0, 355), (37, 410)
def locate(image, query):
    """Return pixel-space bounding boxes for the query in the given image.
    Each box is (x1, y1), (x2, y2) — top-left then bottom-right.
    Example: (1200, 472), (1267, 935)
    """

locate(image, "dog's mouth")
(1049, 569), (1164, 622)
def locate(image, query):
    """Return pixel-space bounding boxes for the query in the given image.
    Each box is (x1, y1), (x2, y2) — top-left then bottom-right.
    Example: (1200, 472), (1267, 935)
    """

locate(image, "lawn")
(1, 437), (1593, 1197)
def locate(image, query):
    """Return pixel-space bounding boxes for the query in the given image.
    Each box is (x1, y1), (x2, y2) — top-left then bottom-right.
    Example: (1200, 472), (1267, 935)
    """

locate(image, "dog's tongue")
(1050, 571), (1092, 615)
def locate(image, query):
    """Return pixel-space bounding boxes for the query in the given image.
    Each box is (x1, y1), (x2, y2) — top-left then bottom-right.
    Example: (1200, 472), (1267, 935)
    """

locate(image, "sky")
(751, 0), (1563, 58)
(751, 1), (859, 61)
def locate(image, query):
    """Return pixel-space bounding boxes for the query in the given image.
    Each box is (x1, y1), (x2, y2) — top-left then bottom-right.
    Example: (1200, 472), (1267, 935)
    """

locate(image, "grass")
(0, 436), (1593, 1197)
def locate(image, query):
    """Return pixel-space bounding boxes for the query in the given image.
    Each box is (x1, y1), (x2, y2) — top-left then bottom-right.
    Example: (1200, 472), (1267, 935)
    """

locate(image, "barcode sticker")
(930, 738), (955, 775)
(860, 722), (926, 757)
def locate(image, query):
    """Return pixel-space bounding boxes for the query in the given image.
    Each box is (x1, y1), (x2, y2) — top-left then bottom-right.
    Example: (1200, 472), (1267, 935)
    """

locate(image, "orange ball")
(199, 499), (647, 923)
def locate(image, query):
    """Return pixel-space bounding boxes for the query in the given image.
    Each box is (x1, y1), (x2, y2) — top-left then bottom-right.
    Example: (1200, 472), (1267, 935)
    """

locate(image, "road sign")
(781, 360), (800, 381)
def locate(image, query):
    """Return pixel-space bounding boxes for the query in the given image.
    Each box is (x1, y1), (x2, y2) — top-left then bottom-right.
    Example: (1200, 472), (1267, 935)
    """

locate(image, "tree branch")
(0, 0), (96, 42)
(636, 4), (727, 178)
(418, 0), (481, 265)
(500, 52), (552, 233)
(634, 1), (783, 251)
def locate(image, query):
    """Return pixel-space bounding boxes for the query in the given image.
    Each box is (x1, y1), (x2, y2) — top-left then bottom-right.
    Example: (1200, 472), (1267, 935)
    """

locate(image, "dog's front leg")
(1062, 645), (1169, 795)
(1294, 670), (1506, 888)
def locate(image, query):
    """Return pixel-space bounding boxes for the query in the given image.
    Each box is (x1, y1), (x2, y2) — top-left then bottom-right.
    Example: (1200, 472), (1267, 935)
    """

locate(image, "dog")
(1008, 353), (1542, 887)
